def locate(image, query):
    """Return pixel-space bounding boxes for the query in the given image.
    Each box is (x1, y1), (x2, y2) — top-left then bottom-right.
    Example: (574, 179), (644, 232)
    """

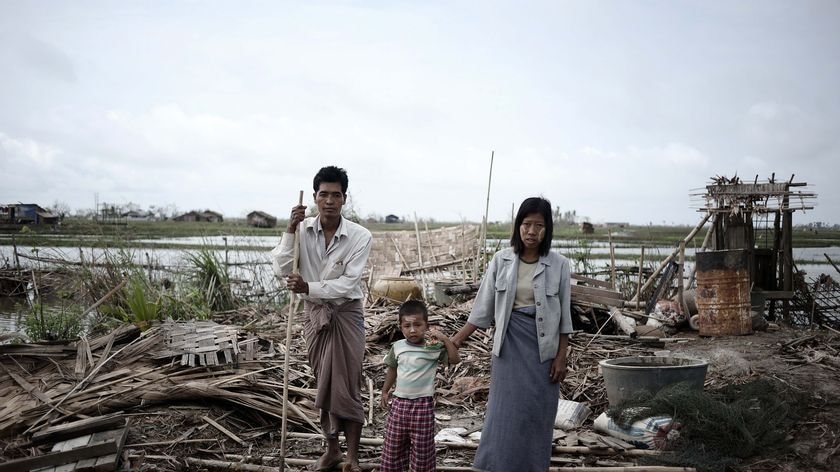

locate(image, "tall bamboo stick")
(280, 190), (304, 468)
(609, 230), (616, 289)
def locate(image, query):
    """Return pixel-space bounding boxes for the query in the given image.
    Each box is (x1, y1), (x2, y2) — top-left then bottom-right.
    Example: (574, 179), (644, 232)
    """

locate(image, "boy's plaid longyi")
(380, 396), (437, 472)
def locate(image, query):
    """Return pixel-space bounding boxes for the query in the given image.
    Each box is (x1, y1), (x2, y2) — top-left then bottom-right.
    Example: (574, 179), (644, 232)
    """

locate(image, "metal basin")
(599, 356), (708, 406)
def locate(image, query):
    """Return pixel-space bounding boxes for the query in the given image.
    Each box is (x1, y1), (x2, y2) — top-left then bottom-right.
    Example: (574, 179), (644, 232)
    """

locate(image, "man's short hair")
(398, 299), (428, 322)
(313, 166), (349, 194)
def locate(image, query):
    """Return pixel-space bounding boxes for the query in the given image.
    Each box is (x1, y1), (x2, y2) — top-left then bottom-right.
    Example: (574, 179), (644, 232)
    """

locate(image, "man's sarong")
(304, 299), (366, 435)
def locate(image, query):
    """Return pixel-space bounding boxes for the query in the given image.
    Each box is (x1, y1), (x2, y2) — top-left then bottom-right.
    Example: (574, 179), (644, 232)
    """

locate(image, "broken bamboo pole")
(280, 190), (304, 469)
(81, 278), (128, 317)
(635, 212), (711, 301)
(686, 214), (716, 290)
(825, 253), (840, 277)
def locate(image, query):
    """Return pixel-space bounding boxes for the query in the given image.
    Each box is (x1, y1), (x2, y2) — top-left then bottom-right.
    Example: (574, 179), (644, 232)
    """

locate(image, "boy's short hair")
(398, 299), (428, 322)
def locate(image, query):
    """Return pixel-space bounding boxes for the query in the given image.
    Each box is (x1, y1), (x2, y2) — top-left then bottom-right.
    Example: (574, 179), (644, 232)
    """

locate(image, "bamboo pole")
(424, 221), (438, 265)
(635, 246), (645, 310)
(825, 253), (840, 276)
(475, 150), (494, 282)
(635, 212), (711, 300)
(278, 460), (690, 472)
(80, 278), (128, 317)
(280, 190), (304, 469)
(678, 241), (688, 316)
(186, 458), (279, 472)
(609, 230), (616, 289)
(414, 212), (428, 300)
(283, 432), (660, 456)
(686, 215), (716, 290)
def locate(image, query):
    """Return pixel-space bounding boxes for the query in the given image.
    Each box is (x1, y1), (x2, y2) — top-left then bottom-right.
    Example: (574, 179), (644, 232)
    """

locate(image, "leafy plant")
(121, 276), (159, 323)
(186, 248), (237, 312)
(570, 238), (594, 274)
(23, 302), (83, 342)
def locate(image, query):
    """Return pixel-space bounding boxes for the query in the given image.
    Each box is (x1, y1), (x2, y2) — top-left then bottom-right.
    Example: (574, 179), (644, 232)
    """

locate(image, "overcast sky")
(1, 1), (838, 225)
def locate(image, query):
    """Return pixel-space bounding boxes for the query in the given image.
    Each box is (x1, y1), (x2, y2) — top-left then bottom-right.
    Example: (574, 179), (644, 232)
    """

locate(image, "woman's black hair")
(510, 197), (553, 257)
(313, 166), (349, 194)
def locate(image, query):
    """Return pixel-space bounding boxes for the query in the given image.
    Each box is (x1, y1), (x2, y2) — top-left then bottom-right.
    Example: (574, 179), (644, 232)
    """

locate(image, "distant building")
(603, 222), (629, 229)
(201, 210), (223, 223)
(174, 210), (224, 223)
(247, 211), (277, 228)
(174, 211), (200, 222)
(0, 203), (59, 225)
(385, 214), (401, 224)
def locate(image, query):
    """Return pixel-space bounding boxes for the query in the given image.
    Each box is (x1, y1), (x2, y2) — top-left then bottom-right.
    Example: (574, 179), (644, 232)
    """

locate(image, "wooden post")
(12, 235), (21, 270)
(636, 246), (645, 310)
(782, 182), (792, 321)
(280, 190), (304, 469)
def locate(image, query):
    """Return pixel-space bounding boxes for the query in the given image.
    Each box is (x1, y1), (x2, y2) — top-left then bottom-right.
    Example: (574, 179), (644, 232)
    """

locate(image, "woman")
(452, 197), (572, 472)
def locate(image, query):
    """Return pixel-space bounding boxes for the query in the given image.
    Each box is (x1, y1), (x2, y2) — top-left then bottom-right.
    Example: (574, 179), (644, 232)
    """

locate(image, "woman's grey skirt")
(473, 307), (560, 472)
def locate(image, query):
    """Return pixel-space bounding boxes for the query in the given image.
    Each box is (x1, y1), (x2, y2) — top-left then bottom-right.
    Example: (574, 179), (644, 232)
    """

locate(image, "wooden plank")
(571, 274), (611, 288)
(53, 428), (129, 472)
(0, 441), (117, 472)
(571, 285), (624, 300)
(573, 294), (625, 308)
(92, 454), (119, 472)
(31, 415), (125, 445)
(762, 290), (794, 300)
(202, 415), (247, 446)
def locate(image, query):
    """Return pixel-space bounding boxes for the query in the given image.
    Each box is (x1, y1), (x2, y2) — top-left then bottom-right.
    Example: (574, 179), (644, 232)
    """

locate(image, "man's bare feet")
(313, 451), (343, 471)
(341, 462), (362, 472)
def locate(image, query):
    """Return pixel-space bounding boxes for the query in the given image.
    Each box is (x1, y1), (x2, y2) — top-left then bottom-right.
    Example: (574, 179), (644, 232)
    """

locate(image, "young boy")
(380, 300), (460, 472)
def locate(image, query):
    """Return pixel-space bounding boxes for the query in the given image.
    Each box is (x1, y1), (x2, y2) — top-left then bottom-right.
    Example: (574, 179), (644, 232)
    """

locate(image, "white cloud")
(741, 101), (836, 163)
(0, 131), (59, 168)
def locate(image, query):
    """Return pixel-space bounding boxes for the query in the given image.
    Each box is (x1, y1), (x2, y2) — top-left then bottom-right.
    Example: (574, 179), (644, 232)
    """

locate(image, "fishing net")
(606, 378), (806, 472)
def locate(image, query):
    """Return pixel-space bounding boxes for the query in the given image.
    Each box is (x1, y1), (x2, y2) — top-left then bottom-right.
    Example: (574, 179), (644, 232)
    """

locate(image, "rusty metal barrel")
(695, 249), (753, 336)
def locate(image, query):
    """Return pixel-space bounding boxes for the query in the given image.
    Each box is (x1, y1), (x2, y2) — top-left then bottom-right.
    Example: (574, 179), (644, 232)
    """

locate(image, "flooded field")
(1, 236), (838, 334)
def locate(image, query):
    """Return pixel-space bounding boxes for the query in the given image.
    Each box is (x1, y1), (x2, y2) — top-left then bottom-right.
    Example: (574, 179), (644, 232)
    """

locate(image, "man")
(271, 166), (372, 472)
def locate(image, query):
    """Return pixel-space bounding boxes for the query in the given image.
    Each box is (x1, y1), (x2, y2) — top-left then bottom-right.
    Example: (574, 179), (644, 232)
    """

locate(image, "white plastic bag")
(554, 399), (592, 430)
(593, 412), (679, 449)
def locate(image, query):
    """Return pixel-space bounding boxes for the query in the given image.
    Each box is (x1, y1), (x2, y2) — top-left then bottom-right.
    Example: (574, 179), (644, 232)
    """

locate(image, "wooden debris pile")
(779, 333), (840, 371)
(791, 273), (840, 328)
(0, 321), (320, 441)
